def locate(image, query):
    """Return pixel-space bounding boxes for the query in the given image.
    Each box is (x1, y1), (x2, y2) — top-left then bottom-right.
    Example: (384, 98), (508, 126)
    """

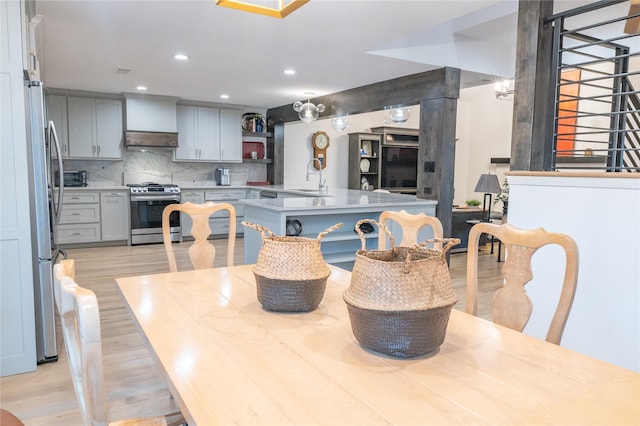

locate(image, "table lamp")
(474, 173), (501, 221)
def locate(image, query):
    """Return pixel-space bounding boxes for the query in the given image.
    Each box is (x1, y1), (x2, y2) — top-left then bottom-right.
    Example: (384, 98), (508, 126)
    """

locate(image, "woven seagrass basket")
(243, 221), (343, 312)
(343, 219), (460, 357)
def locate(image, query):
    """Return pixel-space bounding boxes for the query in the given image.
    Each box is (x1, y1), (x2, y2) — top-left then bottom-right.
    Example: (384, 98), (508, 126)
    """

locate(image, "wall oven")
(129, 183), (181, 245)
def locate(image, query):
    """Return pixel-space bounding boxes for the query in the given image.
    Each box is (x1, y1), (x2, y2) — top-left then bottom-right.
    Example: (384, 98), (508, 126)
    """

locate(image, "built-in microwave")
(55, 170), (88, 187)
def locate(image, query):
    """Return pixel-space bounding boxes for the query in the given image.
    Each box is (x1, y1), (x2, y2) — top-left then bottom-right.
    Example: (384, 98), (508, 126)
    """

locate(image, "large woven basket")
(344, 219), (460, 357)
(243, 221), (343, 312)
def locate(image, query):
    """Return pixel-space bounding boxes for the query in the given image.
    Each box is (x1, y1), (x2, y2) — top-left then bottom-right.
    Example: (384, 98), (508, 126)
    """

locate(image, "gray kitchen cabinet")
(204, 190), (246, 236)
(180, 190), (205, 236)
(46, 94), (69, 158)
(220, 108), (242, 162)
(56, 192), (101, 244)
(56, 190), (129, 245)
(348, 133), (382, 191)
(175, 105), (220, 161)
(100, 191), (129, 241)
(175, 105), (241, 162)
(67, 97), (123, 159)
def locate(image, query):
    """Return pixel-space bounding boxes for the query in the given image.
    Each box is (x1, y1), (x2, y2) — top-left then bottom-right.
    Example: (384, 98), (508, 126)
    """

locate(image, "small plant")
(494, 178), (509, 206)
(465, 199), (481, 207)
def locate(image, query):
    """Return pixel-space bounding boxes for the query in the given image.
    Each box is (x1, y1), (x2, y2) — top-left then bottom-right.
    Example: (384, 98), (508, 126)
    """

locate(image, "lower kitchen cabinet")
(57, 192), (101, 244)
(180, 188), (246, 238)
(100, 191), (129, 241)
(56, 189), (130, 245)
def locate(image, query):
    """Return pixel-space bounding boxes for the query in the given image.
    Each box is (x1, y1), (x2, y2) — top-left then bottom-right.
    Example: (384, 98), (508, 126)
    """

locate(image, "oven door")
(130, 195), (181, 244)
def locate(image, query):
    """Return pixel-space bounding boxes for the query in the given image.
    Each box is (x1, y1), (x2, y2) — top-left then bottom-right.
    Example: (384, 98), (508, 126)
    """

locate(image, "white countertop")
(61, 185), (439, 212)
(241, 185), (437, 212)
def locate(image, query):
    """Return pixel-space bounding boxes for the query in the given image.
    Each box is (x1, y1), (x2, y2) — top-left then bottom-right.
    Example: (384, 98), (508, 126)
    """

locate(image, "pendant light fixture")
(384, 106), (411, 124)
(293, 98), (325, 123)
(331, 115), (349, 131)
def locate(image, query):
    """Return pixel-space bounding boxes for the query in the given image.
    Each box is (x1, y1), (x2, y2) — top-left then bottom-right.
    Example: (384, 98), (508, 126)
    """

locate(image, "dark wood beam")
(267, 67), (460, 125)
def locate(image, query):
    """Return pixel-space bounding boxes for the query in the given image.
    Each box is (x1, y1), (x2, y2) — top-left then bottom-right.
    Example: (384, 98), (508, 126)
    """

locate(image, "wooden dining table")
(116, 264), (639, 425)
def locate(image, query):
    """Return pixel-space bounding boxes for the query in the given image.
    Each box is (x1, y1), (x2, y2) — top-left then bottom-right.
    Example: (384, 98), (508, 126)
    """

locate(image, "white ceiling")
(35, 0), (605, 110)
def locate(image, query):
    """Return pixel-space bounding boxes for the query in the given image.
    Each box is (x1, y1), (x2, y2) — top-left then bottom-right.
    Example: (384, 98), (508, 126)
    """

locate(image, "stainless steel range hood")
(123, 93), (179, 150)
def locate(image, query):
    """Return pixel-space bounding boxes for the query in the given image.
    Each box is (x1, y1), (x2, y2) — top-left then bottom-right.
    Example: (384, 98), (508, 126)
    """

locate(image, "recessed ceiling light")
(136, 86), (147, 91)
(220, 94), (229, 99)
(173, 54), (189, 61)
(284, 69), (296, 75)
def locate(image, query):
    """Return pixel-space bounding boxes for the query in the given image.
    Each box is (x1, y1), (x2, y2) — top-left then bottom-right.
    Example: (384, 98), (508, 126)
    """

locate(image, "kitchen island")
(241, 186), (437, 269)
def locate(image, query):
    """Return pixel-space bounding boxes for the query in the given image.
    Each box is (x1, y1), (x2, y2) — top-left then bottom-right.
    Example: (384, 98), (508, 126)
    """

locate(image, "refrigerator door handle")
(49, 121), (64, 224)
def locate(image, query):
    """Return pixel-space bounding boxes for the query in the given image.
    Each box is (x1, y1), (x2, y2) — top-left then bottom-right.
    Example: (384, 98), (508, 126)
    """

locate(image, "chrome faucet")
(306, 158), (327, 192)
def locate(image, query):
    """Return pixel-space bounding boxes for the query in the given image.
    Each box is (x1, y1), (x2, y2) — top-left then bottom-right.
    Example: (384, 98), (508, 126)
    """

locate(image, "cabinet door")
(175, 105), (198, 160)
(67, 97), (96, 158)
(46, 94), (69, 158)
(220, 109), (242, 162)
(197, 107), (220, 160)
(180, 191), (204, 236)
(95, 99), (123, 159)
(100, 192), (129, 241)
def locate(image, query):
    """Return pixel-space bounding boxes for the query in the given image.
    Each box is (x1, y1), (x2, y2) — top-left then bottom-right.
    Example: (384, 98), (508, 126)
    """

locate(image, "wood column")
(511, 0), (555, 171)
(418, 95), (458, 238)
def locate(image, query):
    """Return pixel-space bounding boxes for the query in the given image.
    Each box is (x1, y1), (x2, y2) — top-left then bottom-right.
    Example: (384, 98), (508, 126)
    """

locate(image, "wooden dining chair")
(53, 260), (185, 426)
(162, 201), (236, 272)
(466, 222), (579, 345)
(378, 210), (444, 249)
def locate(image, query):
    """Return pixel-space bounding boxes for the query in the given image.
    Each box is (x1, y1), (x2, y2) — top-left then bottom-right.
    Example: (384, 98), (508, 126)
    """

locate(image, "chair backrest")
(53, 262), (108, 426)
(163, 202), (236, 272)
(465, 222), (579, 345)
(53, 258), (76, 316)
(378, 210), (444, 250)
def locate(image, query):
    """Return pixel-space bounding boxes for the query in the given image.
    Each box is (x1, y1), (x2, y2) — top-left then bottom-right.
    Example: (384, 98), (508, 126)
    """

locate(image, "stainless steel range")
(128, 182), (181, 245)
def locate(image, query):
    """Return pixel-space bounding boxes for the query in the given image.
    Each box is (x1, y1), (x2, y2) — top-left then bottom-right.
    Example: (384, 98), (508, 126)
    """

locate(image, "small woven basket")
(344, 219), (460, 357)
(243, 221), (343, 312)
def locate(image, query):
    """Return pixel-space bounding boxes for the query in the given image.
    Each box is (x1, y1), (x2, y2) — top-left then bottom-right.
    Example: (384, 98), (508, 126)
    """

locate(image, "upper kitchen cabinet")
(174, 105), (241, 162)
(220, 109), (242, 162)
(175, 105), (220, 161)
(46, 94), (69, 159)
(67, 97), (123, 159)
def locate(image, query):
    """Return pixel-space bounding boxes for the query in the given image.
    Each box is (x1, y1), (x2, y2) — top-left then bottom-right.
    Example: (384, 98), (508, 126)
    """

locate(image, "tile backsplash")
(63, 149), (267, 186)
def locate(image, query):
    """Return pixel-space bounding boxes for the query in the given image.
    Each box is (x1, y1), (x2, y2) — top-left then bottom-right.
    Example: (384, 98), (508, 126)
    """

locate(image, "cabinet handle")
(106, 193), (122, 197)
(97, 145), (101, 155)
(71, 232), (83, 236)
(71, 212), (81, 216)
(92, 146), (96, 155)
(63, 144), (68, 154)
(70, 196), (80, 200)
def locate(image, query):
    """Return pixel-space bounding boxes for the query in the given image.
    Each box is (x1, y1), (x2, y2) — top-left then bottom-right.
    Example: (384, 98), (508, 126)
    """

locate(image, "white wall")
(456, 84), (513, 207)
(283, 110), (420, 190)
(508, 173), (640, 372)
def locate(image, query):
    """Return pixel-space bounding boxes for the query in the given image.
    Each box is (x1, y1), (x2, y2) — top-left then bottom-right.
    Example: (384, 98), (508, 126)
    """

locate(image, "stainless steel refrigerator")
(24, 79), (64, 363)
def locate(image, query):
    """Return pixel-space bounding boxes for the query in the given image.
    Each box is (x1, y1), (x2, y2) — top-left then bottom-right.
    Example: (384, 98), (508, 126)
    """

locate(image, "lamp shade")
(474, 173), (501, 194)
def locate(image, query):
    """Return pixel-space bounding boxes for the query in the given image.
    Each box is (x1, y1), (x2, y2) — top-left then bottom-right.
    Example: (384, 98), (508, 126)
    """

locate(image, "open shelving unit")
(348, 132), (382, 191)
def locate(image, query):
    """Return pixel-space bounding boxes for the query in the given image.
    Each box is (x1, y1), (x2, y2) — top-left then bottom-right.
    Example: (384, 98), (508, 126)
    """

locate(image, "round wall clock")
(311, 131), (330, 170)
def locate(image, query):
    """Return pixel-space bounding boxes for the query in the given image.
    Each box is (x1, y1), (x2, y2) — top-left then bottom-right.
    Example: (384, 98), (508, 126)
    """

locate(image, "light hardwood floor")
(0, 239), (503, 425)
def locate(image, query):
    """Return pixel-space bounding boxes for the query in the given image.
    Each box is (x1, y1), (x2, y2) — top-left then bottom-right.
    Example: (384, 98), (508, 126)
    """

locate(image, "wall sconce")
(384, 106), (411, 124)
(474, 173), (501, 221)
(293, 99), (325, 123)
(495, 79), (515, 100)
(331, 116), (349, 131)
